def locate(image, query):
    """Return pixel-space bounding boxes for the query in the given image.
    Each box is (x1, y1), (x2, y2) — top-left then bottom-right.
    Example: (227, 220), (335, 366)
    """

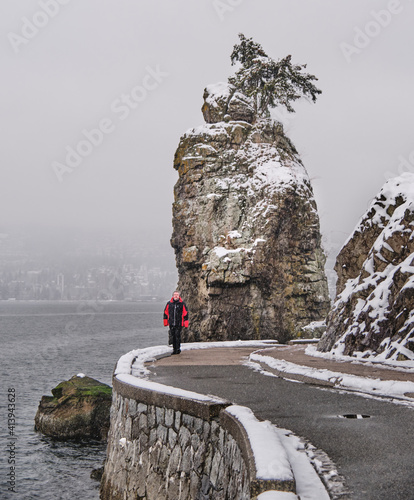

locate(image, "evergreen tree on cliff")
(229, 33), (322, 116)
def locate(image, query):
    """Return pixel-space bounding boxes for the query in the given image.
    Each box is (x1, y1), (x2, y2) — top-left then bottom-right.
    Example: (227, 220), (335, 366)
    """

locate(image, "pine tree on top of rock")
(229, 33), (322, 117)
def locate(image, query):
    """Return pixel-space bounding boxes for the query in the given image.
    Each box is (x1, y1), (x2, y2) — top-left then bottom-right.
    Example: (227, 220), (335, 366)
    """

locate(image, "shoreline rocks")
(34, 374), (112, 441)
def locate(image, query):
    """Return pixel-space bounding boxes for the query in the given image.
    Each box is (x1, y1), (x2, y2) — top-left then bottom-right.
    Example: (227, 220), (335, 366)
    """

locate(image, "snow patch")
(116, 341), (279, 378)
(306, 344), (414, 371)
(116, 373), (227, 404)
(115, 345), (171, 378)
(302, 321), (326, 331)
(226, 405), (293, 481)
(212, 237), (267, 260)
(227, 230), (242, 239)
(204, 81), (233, 104)
(257, 492), (298, 500)
(276, 430), (331, 500)
(250, 351), (414, 401)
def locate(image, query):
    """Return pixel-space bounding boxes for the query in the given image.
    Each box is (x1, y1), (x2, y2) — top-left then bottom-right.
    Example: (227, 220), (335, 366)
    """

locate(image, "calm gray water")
(0, 300), (168, 500)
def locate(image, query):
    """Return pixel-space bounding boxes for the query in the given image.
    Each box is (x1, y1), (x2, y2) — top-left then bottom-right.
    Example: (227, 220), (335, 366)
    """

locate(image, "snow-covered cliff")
(318, 173), (414, 362)
(171, 83), (330, 343)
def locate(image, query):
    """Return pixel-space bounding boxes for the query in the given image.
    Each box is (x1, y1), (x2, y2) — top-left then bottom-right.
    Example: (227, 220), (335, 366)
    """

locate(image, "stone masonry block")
(158, 445), (170, 473)
(165, 408), (174, 427)
(174, 410), (181, 431)
(191, 432), (201, 451)
(156, 406), (165, 426)
(124, 416), (132, 440)
(180, 475), (190, 499)
(168, 428), (177, 448)
(194, 417), (204, 434)
(168, 444), (182, 475)
(203, 421), (211, 441)
(178, 426), (191, 449)
(137, 403), (147, 414)
(166, 476), (180, 500)
(138, 431), (148, 451)
(210, 450), (222, 488)
(127, 399), (137, 416)
(194, 441), (206, 472)
(181, 445), (194, 474)
(131, 417), (140, 441)
(182, 413), (195, 430)
(145, 470), (164, 500)
(147, 405), (156, 428)
(156, 424), (168, 444)
(190, 470), (201, 498)
(149, 428), (157, 447)
(138, 412), (148, 431)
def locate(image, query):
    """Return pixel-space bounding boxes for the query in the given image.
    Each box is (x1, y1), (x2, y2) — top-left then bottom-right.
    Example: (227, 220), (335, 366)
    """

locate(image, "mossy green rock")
(35, 375), (112, 441)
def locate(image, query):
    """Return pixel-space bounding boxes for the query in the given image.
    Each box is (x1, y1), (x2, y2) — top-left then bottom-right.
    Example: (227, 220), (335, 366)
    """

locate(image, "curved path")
(148, 346), (414, 500)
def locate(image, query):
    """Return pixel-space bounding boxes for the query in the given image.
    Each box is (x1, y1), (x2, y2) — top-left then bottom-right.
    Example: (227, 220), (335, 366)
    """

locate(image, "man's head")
(172, 291), (180, 301)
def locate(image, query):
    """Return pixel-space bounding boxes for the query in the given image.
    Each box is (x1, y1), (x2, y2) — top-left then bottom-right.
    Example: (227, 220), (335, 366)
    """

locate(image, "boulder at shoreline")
(35, 374), (112, 441)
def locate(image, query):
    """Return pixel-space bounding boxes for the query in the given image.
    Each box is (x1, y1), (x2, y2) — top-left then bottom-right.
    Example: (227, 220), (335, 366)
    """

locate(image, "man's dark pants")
(169, 326), (182, 353)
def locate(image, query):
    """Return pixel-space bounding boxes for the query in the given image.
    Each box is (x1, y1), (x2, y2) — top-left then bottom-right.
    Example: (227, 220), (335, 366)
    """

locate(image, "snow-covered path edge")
(248, 351), (414, 402)
(114, 341), (333, 500)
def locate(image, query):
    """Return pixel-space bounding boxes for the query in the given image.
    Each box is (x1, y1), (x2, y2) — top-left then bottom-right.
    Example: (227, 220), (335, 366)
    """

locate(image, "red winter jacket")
(163, 297), (189, 328)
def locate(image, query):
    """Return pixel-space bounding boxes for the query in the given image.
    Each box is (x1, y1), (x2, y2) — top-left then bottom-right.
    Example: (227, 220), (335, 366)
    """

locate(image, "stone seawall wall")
(100, 376), (295, 500)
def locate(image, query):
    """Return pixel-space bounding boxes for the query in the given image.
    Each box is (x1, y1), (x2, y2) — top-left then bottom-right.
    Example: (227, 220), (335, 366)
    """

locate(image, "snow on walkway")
(248, 348), (414, 402)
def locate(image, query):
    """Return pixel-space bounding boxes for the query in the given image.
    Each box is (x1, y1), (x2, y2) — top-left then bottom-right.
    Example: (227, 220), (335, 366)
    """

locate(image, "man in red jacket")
(163, 291), (189, 354)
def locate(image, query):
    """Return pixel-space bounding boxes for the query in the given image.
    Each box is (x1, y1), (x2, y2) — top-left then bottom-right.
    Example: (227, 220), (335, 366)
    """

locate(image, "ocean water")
(0, 300), (168, 500)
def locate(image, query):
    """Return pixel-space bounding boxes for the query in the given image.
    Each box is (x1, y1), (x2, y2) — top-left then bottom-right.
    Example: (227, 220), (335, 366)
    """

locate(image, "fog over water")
(1, 0), (414, 265)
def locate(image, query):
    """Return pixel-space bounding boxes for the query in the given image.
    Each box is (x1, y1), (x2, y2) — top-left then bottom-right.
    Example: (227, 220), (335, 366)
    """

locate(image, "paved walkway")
(149, 343), (414, 499)
(154, 346), (259, 366)
(154, 344), (414, 384)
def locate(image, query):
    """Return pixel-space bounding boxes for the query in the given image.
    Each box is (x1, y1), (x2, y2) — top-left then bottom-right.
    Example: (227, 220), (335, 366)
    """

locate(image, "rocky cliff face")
(318, 173), (414, 362)
(171, 83), (330, 343)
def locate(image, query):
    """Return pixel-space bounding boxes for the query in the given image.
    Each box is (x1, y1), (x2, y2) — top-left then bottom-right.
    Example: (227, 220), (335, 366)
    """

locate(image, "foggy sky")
(2, 0), (414, 261)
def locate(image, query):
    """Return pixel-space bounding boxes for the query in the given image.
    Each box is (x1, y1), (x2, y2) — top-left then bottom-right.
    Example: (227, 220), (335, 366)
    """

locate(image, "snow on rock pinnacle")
(171, 83), (330, 343)
(318, 172), (414, 361)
